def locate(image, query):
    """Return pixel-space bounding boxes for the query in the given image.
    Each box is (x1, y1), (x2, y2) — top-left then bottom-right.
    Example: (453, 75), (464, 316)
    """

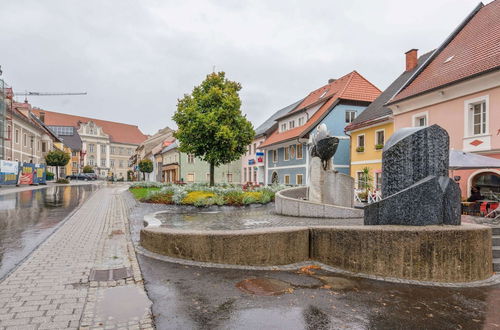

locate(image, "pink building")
(388, 1), (500, 199)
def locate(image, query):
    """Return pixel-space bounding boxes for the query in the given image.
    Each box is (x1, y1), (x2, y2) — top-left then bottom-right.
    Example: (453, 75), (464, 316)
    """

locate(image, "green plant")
(375, 144), (384, 150)
(356, 146), (365, 152)
(127, 170), (134, 181)
(56, 178), (69, 184)
(45, 150), (70, 180)
(82, 165), (94, 173)
(359, 166), (374, 197)
(223, 190), (245, 205)
(172, 71), (255, 186)
(46, 171), (54, 180)
(138, 159), (154, 180)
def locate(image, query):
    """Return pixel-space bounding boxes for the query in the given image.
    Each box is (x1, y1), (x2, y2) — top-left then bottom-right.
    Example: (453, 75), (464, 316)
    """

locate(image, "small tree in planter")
(359, 166), (374, 201)
(45, 150), (70, 181)
(138, 159), (153, 181)
(82, 165), (94, 173)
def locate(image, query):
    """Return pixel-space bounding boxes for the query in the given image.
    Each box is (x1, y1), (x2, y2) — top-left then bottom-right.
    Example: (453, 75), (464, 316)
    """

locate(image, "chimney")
(405, 49), (418, 71)
(39, 112), (45, 123)
(328, 78), (336, 84)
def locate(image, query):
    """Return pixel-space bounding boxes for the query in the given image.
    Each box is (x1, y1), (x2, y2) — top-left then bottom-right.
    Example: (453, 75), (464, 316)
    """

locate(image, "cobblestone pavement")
(0, 186), (153, 330)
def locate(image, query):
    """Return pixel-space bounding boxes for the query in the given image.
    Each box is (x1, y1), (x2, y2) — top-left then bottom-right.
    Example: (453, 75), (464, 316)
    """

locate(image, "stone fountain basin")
(139, 206), (493, 283)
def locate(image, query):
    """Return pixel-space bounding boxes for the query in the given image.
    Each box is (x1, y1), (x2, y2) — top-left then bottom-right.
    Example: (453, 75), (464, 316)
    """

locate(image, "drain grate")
(89, 267), (132, 281)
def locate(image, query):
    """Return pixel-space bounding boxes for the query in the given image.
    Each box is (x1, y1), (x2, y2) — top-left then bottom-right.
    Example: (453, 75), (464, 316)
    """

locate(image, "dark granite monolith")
(364, 124), (461, 226)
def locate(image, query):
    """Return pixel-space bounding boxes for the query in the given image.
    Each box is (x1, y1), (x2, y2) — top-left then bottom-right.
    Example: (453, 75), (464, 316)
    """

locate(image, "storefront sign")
(257, 157), (263, 163)
(256, 152), (264, 156)
(248, 159), (255, 165)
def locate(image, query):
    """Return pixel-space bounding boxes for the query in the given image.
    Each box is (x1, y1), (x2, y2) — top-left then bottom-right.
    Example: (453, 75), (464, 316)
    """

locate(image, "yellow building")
(345, 49), (432, 190)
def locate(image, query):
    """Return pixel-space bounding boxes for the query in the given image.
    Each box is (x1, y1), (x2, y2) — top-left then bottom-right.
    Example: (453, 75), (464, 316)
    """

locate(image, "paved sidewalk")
(0, 187), (153, 329)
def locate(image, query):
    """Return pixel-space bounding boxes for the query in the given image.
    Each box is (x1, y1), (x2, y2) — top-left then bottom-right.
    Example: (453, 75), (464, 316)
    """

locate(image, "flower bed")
(129, 182), (285, 206)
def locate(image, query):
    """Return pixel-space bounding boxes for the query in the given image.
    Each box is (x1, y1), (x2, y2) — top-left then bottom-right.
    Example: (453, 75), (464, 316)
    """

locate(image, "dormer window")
(281, 123), (287, 132)
(289, 120), (295, 129)
(298, 117), (304, 126)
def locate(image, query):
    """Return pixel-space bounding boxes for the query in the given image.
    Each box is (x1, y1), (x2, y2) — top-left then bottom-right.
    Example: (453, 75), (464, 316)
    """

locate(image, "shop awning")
(449, 150), (500, 170)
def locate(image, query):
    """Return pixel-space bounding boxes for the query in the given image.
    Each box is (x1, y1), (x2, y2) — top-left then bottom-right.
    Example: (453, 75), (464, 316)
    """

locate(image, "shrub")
(182, 191), (215, 204)
(147, 192), (173, 204)
(356, 146), (365, 152)
(375, 144), (384, 150)
(46, 172), (54, 180)
(56, 178), (70, 184)
(223, 190), (245, 205)
(82, 165), (94, 173)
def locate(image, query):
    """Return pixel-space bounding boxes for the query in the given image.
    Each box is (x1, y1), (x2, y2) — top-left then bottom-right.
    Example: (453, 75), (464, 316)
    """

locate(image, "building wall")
(350, 121), (394, 189)
(179, 152), (241, 184)
(266, 142), (307, 185)
(241, 136), (266, 184)
(392, 83), (500, 198)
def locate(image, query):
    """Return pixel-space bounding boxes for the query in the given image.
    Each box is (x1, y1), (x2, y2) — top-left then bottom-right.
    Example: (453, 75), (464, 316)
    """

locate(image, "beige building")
(3, 99), (59, 164)
(32, 109), (148, 179)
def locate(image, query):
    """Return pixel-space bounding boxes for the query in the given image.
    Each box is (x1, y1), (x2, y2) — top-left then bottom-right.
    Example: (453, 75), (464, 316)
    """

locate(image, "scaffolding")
(0, 78), (5, 160)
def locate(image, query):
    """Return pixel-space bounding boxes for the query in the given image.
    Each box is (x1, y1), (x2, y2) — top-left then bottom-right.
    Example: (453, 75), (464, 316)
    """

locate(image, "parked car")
(84, 173), (98, 180)
(66, 173), (89, 180)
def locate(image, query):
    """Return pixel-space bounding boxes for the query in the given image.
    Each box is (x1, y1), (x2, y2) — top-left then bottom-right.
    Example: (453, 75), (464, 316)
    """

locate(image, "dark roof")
(59, 132), (83, 151)
(254, 99), (303, 137)
(391, 1), (500, 103)
(345, 51), (434, 131)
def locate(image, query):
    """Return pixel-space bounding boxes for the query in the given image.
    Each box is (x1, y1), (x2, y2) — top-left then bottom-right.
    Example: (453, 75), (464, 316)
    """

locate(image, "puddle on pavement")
(96, 286), (151, 321)
(236, 277), (294, 296)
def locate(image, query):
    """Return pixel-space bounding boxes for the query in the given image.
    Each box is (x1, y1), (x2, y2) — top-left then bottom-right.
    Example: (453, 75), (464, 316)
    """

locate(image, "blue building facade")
(265, 103), (368, 185)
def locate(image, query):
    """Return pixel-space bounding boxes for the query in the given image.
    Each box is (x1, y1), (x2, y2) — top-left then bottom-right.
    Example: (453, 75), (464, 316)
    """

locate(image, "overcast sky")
(0, 0), (483, 135)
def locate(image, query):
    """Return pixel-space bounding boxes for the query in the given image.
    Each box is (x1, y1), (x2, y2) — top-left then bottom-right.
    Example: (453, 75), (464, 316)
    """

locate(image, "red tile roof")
(392, 1), (500, 102)
(261, 71), (380, 147)
(31, 109), (148, 145)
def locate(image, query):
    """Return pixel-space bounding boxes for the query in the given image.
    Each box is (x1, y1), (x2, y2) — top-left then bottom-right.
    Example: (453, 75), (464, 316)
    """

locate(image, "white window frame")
(284, 174), (290, 185)
(280, 123), (287, 132)
(227, 173), (233, 182)
(284, 146), (290, 161)
(296, 144), (303, 159)
(345, 110), (356, 123)
(296, 174), (303, 185)
(464, 95), (489, 138)
(187, 154), (195, 164)
(187, 172), (195, 183)
(298, 117), (304, 126)
(412, 111), (429, 127)
(289, 120), (295, 129)
(357, 134), (365, 148)
(375, 129), (385, 147)
(14, 129), (19, 144)
(23, 133), (27, 147)
(272, 150), (278, 163)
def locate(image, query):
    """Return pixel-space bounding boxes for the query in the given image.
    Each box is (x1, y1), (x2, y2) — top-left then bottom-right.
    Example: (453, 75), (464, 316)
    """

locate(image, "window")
(248, 144), (252, 155)
(72, 151), (77, 157)
(284, 147), (290, 161)
(375, 130), (385, 147)
(345, 110), (356, 123)
(356, 172), (365, 189)
(128, 148), (132, 155)
(244, 167), (247, 182)
(72, 162), (77, 168)
(284, 174), (290, 185)
(296, 174), (303, 185)
(253, 143), (257, 154)
(253, 169), (257, 183)
(289, 145), (296, 159)
(23, 134), (27, 147)
(206, 173), (210, 181)
(248, 167), (251, 182)
(468, 101), (487, 136)
(298, 117), (304, 126)
(296, 144), (303, 159)
(357, 135), (365, 148)
(110, 147), (115, 154)
(281, 123), (287, 132)
(110, 159), (115, 167)
(289, 120), (295, 129)
(272, 150), (278, 163)
(42, 142), (47, 152)
(187, 173), (195, 183)
(375, 172), (382, 190)
(416, 116), (426, 127)
(30, 137), (34, 149)
(89, 144), (95, 152)
(37, 141), (40, 151)
(101, 145), (106, 153)
(227, 173), (233, 182)
(88, 156), (95, 166)
(15, 129), (19, 144)
(187, 154), (195, 164)
(119, 160), (124, 168)
(101, 159), (106, 167)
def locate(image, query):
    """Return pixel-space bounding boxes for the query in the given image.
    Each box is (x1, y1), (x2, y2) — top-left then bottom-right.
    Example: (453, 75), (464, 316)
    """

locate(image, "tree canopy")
(172, 71), (254, 185)
(138, 159), (153, 180)
(45, 150), (70, 180)
(82, 165), (94, 173)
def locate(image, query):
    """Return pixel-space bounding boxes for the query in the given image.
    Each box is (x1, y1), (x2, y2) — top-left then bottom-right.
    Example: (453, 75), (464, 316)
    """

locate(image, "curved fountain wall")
(275, 186), (363, 218)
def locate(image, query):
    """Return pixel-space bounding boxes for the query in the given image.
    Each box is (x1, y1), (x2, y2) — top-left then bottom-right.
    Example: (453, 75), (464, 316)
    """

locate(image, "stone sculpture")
(364, 124), (461, 226)
(308, 124), (354, 207)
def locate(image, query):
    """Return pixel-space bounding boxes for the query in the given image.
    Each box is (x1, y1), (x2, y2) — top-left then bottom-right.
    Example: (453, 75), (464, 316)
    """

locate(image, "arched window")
(472, 172), (500, 196)
(271, 171), (279, 184)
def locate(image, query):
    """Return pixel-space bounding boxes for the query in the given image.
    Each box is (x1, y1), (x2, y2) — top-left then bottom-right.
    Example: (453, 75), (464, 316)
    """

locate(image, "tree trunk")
(143, 172), (145, 181)
(210, 162), (215, 186)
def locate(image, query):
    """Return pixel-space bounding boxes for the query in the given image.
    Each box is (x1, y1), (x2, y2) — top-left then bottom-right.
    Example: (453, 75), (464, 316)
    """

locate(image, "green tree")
(360, 166), (374, 196)
(172, 71), (255, 186)
(45, 150), (70, 180)
(138, 159), (153, 181)
(82, 165), (94, 173)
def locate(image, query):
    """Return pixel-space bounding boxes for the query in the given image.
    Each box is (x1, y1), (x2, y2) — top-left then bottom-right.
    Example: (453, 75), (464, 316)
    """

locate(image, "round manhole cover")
(236, 278), (293, 296)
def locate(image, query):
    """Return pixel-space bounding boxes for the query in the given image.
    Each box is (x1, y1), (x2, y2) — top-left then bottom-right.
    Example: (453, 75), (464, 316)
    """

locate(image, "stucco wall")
(179, 152), (242, 184)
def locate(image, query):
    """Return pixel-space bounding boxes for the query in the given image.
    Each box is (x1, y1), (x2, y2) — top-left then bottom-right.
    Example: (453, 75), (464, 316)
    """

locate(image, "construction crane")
(13, 91), (87, 96)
